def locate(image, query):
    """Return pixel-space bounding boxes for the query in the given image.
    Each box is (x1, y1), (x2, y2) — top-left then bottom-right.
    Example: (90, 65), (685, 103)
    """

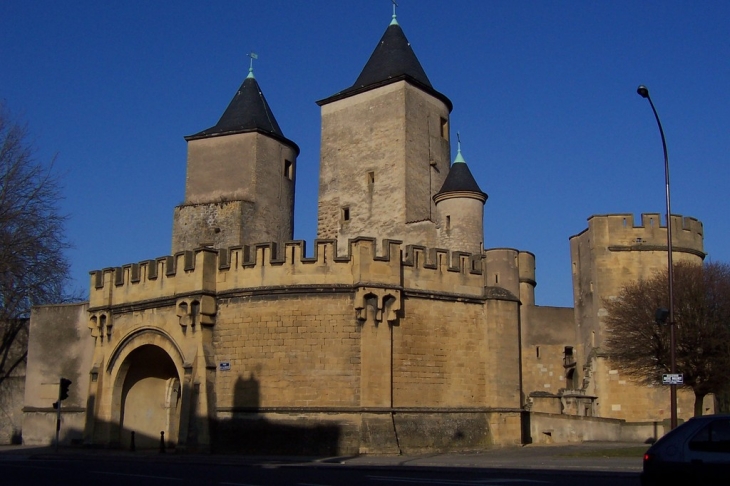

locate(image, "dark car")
(641, 414), (730, 485)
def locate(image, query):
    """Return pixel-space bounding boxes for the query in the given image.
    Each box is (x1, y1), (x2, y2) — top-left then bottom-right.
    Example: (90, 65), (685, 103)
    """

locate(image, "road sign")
(662, 373), (683, 385)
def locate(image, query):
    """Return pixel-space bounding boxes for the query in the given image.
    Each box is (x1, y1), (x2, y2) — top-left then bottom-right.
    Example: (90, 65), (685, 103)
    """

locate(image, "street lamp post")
(637, 85), (677, 430)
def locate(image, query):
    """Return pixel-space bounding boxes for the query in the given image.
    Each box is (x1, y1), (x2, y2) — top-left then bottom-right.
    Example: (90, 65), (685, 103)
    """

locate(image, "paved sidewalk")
(338, 442), (647, 472)
(0, 441), (648, 473)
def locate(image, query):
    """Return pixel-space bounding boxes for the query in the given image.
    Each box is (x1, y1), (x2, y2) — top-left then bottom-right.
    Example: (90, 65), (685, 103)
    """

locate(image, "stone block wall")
(23, 304), (93, 446)
(213, 293), (360, 409)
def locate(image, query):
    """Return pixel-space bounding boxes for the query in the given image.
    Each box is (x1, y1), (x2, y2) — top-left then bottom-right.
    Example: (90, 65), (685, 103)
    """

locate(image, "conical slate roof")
(435, 149), (487, 201)
(352, 22), (432, 90)
(186, 73), (299, 153)
(318, 22), (452, 110)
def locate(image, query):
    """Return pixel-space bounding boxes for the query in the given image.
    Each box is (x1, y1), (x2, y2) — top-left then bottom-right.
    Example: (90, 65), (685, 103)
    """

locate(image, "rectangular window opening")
(341, 207), (350, 222)
(440, 117), (449, 140)
(284, 160), (294, 180)
(367, 171), (375, 185)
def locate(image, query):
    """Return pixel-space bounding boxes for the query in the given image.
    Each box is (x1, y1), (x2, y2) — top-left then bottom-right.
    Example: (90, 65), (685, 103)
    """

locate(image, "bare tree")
(0, 102), (75, 386)
(604, 261), (730, 416)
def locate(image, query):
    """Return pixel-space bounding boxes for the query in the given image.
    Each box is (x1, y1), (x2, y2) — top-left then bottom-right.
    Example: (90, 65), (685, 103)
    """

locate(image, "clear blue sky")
(2, 1), (728, 307)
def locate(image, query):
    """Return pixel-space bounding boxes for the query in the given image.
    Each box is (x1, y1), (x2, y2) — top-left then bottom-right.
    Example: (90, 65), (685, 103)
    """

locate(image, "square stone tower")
(316, 19), (453, 252)
(172, 69), (299, 253)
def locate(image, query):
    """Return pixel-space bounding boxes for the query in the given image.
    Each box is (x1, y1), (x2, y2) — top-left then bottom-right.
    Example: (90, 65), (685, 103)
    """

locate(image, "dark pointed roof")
(353, 22), (432, 90)
(435, 151), (487, 203)
(317, 23), (452, 111)
(186, 74), (299, 154)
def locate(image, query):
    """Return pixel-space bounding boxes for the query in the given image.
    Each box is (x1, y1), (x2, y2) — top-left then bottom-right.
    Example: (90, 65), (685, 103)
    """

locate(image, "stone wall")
(589, 355), (712, 422)
(213, 293), (360, 409)
(23, 304), (92, 446)
(521, 305), (576, 398)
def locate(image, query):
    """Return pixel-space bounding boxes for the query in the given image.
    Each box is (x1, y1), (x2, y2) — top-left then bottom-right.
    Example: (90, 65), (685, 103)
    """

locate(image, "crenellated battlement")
(88, 237), (490, 310)
(571, 213), (705, 256)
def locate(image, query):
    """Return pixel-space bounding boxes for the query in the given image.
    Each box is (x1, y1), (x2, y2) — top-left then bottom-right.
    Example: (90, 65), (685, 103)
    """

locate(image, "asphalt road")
(0, 457), (641, 486)
(0, 442), (646, 486)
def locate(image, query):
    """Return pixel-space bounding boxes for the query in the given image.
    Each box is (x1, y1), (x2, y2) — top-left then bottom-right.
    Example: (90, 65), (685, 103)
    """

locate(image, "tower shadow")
(210, 371), (342, 455)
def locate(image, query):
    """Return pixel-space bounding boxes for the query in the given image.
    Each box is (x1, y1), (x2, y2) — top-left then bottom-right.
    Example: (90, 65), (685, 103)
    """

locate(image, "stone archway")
(115, 345), (181, 449)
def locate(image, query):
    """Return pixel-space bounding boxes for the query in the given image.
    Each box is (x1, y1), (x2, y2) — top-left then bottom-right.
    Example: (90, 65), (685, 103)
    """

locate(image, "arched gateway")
(106, 330), (185, 449)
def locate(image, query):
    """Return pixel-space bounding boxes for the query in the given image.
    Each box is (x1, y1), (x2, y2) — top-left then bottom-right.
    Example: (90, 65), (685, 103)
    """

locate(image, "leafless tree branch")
(0, 102), (80, 387)
(604, 260), (730, 416)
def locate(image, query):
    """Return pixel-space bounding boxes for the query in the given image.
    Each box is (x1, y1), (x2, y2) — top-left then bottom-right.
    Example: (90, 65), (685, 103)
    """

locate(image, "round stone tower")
(433, 143), (487, 254)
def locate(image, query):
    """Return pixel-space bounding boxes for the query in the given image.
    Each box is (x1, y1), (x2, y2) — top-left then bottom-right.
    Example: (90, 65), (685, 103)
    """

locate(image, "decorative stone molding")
(176, 295), (216, 327)
(88, 311), (112, 340)
(354, 287), (401, 324)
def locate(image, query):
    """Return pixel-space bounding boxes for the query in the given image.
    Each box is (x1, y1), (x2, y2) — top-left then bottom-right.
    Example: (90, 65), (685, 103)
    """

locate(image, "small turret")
(433, 139), (487, 254)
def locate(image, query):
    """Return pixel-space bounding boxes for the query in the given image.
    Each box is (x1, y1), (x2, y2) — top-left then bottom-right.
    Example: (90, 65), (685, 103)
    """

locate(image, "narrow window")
(494, 273), (499, 284)
(367, 171), (375, 185)
(342, 207), (350, 222)
(446, 215), (451, 230)
(284, 160), (294, 180)
(191, 301), (200, 327)
(536, 346), (541, 359)
(440, 117), (449, 140)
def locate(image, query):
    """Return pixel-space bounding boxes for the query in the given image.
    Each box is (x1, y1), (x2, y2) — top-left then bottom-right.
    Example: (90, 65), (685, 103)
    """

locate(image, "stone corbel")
(354, 287), (401, 324)
(177, 295), (217, 328)
(88, 311), (112, 340)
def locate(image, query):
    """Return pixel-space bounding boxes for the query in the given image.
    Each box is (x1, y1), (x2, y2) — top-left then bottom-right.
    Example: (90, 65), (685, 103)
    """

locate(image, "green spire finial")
(247, 52), (258, 79)
(390, 0), (399, 25)
(454, 132), (466, 164)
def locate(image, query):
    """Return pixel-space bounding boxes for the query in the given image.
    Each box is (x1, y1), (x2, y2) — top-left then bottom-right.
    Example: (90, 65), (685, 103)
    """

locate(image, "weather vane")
(247, 52), (258, 77)
(392, 0), (398, 21)
(457, 131), (461, 151)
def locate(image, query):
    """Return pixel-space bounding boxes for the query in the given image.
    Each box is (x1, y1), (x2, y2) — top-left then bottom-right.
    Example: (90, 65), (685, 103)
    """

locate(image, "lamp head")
(637, 85), (650, 99)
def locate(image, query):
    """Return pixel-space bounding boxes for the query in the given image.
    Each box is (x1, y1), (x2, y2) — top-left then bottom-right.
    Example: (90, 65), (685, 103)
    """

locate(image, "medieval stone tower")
(172, 67), (299, 253)
(569, 213), (705, 419)
(19, 12), (710, 453)
(316, 17), (485, 254)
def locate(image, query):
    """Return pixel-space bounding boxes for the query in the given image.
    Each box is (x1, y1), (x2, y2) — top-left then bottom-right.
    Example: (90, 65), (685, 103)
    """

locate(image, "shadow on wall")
(209, 373), (344, 455)
(0, 375), (25, 445)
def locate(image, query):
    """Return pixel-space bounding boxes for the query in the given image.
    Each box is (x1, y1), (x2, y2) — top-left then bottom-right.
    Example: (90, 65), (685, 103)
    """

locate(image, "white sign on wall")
(662, 373), (683, 385)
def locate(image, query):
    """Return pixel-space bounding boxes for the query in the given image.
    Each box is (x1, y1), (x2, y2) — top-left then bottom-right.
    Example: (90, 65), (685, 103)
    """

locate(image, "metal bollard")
(130, 431), (136, 452)
(159, 431), (166, 453)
